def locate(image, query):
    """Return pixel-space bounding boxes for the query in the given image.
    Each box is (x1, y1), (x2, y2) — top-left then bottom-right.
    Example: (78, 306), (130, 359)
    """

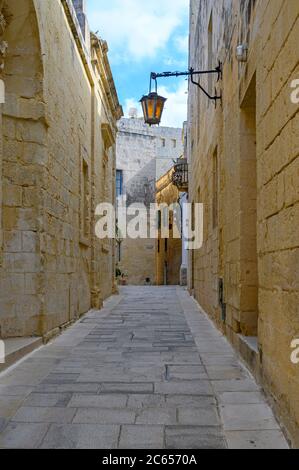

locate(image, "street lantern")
(140, 92), (167, 126)
(141, 63), (222, 126)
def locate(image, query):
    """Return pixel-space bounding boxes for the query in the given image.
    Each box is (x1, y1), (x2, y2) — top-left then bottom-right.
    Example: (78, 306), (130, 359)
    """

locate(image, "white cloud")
(162, 56), (187, 68)
(174, 34), (189, 54)
(159, 80), (188, 128)
(88, 0), (189, 60)
(124, 80), (188, 128)
(124, 98), (140, 117)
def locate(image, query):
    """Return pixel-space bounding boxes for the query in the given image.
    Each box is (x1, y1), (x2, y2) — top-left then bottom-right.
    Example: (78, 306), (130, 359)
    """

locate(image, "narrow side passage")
(0, 287), (288, 449)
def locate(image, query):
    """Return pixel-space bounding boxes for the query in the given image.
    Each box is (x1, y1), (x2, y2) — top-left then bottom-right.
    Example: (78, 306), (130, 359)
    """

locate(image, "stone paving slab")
(23, 393), (73, 407)
(165, 394), (216, 408)
(135, 407), (177, 425)
(177, 407), (220, 426)
(176, 288), (289, 449)
(0, 423), (49, 448)
(218, 391), (266, 405)
(39, 424), (120, 449)
(165, 426), (226, 449)
(100, 383), (154, 394)
(154, 380), (213, 395)
(73, 408), (136, 425)
(220, 404), (280, 431)
(119, 425), (164, 449)
(11, 406), (76, 424)
(212, 379), (260, 393)
(68, 394), (127, 409)
(0, 286), (289, 449)
(127, 394), (166, 409)
(205, 365), (248, 380)
(225, 430), (290, 449)
(0, 397), (25, 419)
(0, 418), (8, 433)
(166, 364), (208, 380)
(0, 385), (33, 397)
(34, 383), (101, 394)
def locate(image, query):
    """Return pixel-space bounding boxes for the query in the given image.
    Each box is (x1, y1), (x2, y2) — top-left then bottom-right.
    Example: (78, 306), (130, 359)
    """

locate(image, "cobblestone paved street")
(0, 287), (289, 449)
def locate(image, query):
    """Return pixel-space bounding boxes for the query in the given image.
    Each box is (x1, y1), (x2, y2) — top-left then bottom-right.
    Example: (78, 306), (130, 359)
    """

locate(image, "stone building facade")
(0, 0), (122, 340)
(188, 0), (299, 445)
(116, 116), (183, 285)
(155, 168), (182, 286)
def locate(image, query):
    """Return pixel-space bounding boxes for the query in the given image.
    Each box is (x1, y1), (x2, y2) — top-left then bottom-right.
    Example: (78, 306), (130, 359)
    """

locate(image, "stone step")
(0, 337), (43, 373)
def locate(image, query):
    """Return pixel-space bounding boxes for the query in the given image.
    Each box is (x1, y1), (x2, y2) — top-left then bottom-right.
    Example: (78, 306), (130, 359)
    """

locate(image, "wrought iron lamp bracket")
(149, 61), (223, 108)
(189, 62), (222, 108)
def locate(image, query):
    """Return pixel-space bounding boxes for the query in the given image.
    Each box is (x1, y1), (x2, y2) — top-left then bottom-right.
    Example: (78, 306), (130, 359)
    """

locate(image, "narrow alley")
(0, 288), (288, 449)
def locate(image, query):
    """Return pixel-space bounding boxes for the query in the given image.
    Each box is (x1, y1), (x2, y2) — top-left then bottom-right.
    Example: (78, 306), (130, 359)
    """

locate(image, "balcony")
(172, 158), (188, 192)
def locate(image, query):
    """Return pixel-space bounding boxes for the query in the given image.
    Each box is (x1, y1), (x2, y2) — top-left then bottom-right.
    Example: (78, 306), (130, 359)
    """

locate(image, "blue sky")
(87, 0), (189, 127)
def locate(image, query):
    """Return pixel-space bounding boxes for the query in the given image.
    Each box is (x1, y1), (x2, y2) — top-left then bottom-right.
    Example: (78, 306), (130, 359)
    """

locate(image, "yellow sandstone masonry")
(0, 1), (122, 339)
(188, 0), (299, 445)
(115, 117), (183, 286)
(156, 169), (182, 286)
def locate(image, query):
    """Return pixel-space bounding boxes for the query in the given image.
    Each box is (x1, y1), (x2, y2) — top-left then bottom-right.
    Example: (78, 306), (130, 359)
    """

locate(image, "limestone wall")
(116, 117), (183, 285)
(188, 0), (299, 445)
(0, 0), (121, 339)
(0, 0), (45, 337)
(156, 170), (182, 286)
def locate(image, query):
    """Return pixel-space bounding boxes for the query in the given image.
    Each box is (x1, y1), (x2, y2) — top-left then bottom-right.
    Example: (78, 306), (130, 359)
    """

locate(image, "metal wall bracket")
(149, 61), (223, 107)
(189, 61), (222, 108)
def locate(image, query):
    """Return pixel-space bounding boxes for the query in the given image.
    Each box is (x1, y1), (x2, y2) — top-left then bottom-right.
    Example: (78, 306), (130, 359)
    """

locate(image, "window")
(116, 170), (123, 198)
(172, 139), (177, 148)
(161, 138), (166, 147)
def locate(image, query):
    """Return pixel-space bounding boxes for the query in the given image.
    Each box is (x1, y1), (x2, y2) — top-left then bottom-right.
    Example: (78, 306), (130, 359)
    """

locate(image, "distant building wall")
(116, 117), (183, 285)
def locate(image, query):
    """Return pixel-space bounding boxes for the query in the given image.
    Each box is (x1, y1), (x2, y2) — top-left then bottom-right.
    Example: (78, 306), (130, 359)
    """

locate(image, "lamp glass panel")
(147, 98), (155, 120)
(141, 93), (166, 125)
(141, 99), (147, 120)
(155, 99), (163, 119)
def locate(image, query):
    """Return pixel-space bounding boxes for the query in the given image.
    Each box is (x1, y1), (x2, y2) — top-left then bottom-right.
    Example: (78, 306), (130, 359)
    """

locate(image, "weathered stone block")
(3, 230), (22, 252)
(119, 425), (164, 449)
(16, 121), (47, 145)
(39, 424), (120, 449)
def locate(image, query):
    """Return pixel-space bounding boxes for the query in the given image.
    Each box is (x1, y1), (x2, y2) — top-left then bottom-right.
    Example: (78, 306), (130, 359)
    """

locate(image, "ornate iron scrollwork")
(172, 159), (189, 192)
